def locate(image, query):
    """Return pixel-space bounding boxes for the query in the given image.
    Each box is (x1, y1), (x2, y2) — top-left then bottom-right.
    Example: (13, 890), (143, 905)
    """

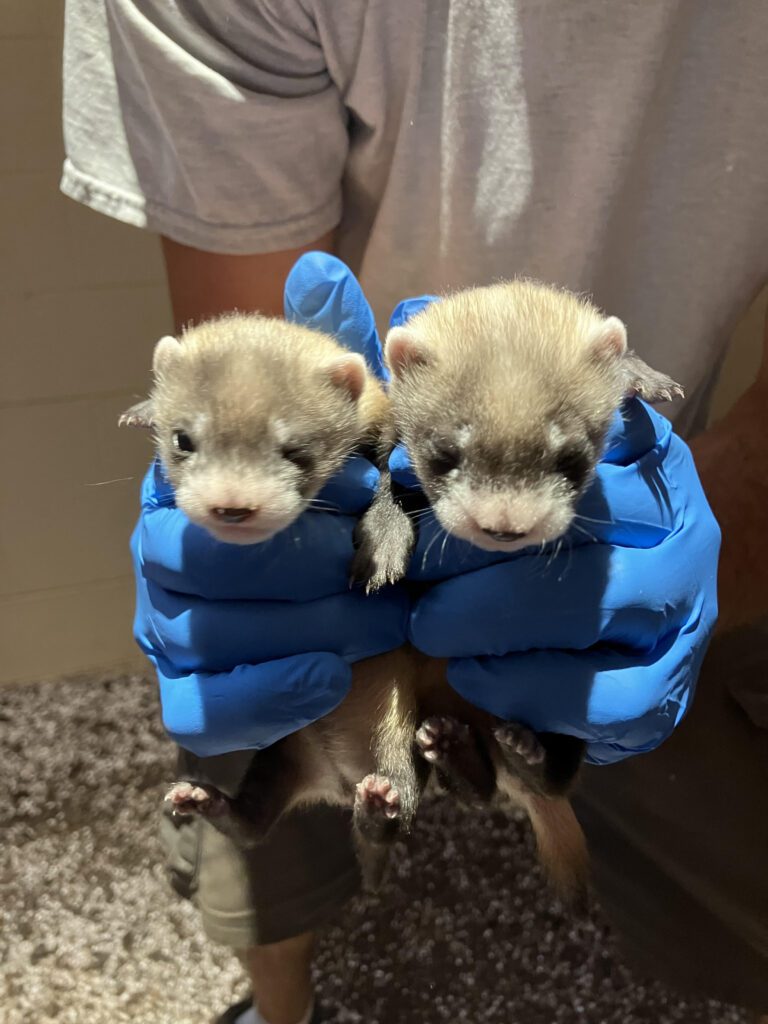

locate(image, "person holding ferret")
(62, 3), (766, 1023)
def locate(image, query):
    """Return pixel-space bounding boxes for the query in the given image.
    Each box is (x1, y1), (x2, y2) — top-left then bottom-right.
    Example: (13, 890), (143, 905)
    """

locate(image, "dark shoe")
(214, 997), (252, 1024)
(213, 997), (324, 1023)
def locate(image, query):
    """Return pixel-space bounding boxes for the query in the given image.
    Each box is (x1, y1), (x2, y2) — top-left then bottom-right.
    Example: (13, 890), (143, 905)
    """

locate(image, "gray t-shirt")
(62, 0), (768, 435)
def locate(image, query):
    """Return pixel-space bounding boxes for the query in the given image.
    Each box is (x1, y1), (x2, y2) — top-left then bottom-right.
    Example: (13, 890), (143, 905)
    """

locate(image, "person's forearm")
(689, 329), (768, 633)
(161, 232), (336, 330)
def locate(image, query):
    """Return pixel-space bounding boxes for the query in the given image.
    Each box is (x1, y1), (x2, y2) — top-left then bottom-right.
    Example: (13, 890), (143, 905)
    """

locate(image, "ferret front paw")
(415, 715), (471, 764)
(165, 781), (228, 818)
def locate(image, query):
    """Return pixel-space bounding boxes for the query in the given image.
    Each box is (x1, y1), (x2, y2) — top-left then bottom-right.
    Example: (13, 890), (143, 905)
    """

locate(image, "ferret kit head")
(384, 281), (682, 553)
(121, 314), (377, 545)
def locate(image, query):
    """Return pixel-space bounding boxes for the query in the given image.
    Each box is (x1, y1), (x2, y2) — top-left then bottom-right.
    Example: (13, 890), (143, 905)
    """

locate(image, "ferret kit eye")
(172, 430), (196, 454)
(428, 442), (461, 475)
(554, 447), (591, 488)
(281, 444), (314, 472)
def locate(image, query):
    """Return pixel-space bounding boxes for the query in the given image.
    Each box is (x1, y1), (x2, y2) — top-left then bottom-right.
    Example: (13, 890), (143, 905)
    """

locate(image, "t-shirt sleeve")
(61, 0), (348, 253)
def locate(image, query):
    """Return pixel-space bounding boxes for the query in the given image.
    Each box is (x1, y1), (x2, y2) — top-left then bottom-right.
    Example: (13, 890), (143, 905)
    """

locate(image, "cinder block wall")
(0, 2), (764, 684)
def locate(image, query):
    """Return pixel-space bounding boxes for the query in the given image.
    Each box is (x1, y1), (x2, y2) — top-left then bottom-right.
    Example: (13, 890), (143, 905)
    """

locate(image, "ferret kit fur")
(122, 291), (682, 899)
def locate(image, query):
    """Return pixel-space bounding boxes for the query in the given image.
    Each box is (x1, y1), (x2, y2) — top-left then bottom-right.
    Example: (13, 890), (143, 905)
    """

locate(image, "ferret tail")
(523, 794), (590, 907)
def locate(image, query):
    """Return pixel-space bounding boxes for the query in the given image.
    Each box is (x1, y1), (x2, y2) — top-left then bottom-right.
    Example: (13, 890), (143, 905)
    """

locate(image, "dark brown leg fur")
(166, 742), (301, 848)
(415, 715), (497, 802)
(493, 723), (586, 797)
(492, 723), (589, 903)
(352, 763), (427, 892)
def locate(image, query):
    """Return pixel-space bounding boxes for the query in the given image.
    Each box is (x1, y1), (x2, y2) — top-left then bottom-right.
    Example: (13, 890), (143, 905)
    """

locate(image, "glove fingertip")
(388, 443), (422, 490)
(389, 295), (441, 329)
(284, 253), (386, 379)
(284, 252), (346, 318)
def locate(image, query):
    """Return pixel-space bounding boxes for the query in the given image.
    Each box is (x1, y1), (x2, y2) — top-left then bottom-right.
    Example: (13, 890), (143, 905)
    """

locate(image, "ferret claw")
(415, 715), (471, 765)
(355, 774), (401, 820)
(493, 723), (546, 766)
(165, 780), (226, 818)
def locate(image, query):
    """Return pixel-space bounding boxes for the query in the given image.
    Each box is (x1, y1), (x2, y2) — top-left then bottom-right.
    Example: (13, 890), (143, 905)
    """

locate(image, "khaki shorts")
(160, 797), (360, 948)
(160, 626), (768, 1010)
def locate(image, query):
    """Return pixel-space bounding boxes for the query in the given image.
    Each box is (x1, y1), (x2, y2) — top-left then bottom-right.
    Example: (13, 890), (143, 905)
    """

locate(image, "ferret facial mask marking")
(120, 314), (381, 545)
(384, 281), (682, 554)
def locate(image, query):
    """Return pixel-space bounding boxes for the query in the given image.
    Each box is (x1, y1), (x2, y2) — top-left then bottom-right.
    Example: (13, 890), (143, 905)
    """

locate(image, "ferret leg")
(416, 715), (497, 802)
(350, 661), (425, 888)
(166, 747), (301, 848)
(349, 469), (415, 592)
(493, 724), (590, 903)
(118, 398), (154, 428)
(353, 774), (403, 844)
(165, 777), (291, 848)
(353, 769), (424, 891)
(493, 723), (585, 797)
(622, 353), (684, 403)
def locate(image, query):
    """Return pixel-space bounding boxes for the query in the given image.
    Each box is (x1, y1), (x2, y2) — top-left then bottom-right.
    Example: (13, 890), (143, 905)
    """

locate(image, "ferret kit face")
(120, 313), (383, 545)
(384, 280), (682, 554)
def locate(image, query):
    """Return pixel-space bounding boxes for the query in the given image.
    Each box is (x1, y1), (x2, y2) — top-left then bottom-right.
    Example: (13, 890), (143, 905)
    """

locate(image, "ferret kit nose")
(211, 507), (255, 524)
(481, 527), (527, 542)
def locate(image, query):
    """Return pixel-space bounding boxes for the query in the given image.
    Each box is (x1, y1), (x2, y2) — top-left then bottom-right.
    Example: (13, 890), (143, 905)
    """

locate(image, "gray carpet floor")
(0, 673), (750, 1024)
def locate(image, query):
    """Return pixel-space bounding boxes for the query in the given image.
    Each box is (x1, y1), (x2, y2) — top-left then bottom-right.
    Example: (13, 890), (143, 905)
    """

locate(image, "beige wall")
(709, 284), (765, 423)
(1, 4), (765, 685)
(1, 3), (172, 683)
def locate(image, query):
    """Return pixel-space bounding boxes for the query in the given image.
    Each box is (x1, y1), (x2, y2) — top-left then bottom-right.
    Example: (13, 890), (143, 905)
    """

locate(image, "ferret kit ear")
(118, 398), (155, 428)
(589, 317), (684, 403)
(384, 326), (432, 380)
(152, 334), (182, 377)
(119, 332), (180, 427)
(588, 316), (628, 362)
(325, 353), (368, 402)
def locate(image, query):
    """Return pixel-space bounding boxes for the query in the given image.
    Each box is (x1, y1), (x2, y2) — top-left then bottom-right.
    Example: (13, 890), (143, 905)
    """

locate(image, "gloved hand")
(131, 253), (408, 757)
(388, 298), (721, 765)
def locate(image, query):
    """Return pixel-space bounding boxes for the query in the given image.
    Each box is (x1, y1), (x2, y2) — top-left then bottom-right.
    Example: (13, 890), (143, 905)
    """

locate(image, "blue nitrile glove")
(388, 298), (721, 766)
(131, 253), (408, 757)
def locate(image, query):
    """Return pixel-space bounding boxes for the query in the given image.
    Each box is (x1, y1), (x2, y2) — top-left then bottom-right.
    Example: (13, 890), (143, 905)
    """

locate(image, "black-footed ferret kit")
(122, 288), (682, 900)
